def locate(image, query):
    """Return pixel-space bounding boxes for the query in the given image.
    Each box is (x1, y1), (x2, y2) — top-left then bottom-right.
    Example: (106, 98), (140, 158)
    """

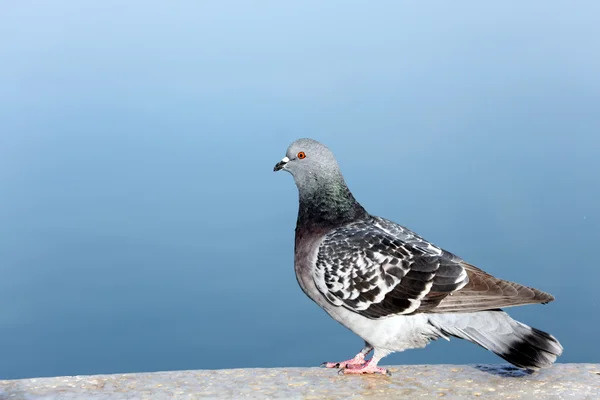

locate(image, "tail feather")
(429, 310), (563, 370)
(498, 325), (562, 369)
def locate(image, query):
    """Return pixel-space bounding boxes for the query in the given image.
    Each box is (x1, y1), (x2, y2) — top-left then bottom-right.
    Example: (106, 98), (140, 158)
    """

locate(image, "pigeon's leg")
(339, 348), (390, 376)
(321, 342), (373, 369)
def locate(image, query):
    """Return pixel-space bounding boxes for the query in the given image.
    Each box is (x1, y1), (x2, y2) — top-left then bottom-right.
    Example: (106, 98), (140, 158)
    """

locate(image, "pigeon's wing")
(374, 217), (555, 313)
(314, 217), (554, 319)
(313, 219), (469, 318)
(422, 262), (555, 313)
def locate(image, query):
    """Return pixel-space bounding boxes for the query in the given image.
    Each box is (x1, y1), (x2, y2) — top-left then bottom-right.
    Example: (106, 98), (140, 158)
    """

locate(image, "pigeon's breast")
(294, 230), (328, 306)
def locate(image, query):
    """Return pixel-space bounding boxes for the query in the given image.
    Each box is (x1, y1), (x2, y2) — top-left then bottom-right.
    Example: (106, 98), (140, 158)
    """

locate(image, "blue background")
(1, 1), (599, 379)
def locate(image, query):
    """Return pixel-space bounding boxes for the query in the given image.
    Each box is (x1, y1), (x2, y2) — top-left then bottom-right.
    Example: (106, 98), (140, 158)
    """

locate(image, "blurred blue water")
(1, 1), (599, 379)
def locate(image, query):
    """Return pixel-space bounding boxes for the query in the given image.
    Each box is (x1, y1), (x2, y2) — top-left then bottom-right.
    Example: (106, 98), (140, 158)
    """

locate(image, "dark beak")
(274, 158), (288, 171)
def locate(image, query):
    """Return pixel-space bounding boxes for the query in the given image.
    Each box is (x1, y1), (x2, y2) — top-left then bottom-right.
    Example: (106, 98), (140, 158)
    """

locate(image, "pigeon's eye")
(297, 151), (306, 159)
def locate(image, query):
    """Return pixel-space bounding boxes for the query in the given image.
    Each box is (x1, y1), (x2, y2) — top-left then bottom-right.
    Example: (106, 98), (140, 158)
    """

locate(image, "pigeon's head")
(274, 138), (366, 221)
(273, 138), (342, 182)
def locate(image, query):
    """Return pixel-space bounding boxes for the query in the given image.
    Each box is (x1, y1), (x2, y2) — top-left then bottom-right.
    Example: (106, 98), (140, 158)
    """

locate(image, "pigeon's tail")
(429, 310), (563, 370)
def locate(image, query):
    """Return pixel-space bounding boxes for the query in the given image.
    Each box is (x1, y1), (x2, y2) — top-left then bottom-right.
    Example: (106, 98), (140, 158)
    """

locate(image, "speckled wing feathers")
(314, 216), (555, 318)
(314, 217), (469, 318)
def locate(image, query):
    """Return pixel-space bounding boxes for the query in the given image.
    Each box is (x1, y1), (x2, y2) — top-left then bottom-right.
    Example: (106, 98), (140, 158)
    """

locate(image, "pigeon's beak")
(273, 156), (289, 172)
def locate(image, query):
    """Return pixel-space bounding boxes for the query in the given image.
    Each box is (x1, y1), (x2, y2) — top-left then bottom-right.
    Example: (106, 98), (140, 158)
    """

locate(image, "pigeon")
(274, 138), (562, 376)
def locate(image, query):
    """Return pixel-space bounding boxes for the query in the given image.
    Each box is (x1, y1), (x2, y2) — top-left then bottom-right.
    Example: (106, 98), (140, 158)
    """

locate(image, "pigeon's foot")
(339, 359), (391, 376)
(321, 352), (366, 369)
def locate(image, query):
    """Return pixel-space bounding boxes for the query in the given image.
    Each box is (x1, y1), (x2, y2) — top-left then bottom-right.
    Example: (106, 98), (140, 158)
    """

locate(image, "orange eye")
(297, 151), (306, 159)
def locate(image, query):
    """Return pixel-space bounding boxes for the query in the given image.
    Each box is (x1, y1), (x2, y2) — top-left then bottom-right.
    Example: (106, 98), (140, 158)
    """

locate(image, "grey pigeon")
(274, 138), (562, 376)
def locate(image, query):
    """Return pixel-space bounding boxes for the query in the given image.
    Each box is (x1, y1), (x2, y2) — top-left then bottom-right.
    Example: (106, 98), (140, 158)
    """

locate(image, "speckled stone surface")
(1, 364), (599, 399)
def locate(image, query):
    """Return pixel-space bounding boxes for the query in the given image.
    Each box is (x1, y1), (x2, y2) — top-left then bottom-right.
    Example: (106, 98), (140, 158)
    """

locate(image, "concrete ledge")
(1, 364), (599, 399)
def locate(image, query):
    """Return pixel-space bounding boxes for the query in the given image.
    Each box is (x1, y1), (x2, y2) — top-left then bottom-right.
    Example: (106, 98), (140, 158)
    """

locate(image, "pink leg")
(321, 352), (367, 369)
(321, 344), (372, 369)
(339, 352), (390, 376)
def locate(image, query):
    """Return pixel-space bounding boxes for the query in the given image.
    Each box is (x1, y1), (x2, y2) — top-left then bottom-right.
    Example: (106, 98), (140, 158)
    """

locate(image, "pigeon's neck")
(295, 174), (368, 230)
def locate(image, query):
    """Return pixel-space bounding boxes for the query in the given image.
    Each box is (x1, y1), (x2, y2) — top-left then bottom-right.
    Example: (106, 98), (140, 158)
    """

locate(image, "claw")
(338, 362), (390, 376)
(319, 361), (343, 369)
(322, 361), (354, 369)
(321, 354), (366, 370)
